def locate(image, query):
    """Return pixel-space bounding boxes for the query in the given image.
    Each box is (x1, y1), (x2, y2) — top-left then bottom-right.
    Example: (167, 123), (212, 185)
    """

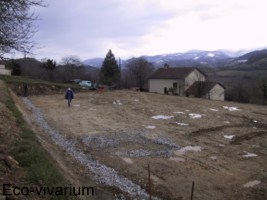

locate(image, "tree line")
(5, 50), (155, 90)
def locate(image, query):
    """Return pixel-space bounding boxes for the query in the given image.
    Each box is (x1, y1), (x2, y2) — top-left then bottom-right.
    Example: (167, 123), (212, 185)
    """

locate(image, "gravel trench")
(23, 98), (161, 200)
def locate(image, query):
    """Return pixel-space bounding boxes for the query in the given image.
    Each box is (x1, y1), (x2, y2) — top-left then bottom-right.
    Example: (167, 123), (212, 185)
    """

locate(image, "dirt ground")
(23, 90), (267, 199)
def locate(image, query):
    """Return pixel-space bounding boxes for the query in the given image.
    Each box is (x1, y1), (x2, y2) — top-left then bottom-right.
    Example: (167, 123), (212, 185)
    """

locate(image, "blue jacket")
(65, 89), (74, 99)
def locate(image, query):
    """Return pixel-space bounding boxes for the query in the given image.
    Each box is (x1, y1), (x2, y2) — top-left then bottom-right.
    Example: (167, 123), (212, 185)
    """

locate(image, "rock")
(4, 156), (19, 169)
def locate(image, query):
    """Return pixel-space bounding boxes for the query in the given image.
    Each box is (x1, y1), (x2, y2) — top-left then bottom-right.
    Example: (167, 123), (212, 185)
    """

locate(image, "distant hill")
(223, 49), (267, 70)
(82, 48), (267, 68)
(236, 49), (267, 64)
(83, 58), (104, 67)
(15, 57), (42, 68)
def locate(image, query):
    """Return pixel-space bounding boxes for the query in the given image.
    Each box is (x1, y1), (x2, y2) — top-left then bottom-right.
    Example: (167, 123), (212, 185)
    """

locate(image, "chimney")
(164, 63), (170, 69)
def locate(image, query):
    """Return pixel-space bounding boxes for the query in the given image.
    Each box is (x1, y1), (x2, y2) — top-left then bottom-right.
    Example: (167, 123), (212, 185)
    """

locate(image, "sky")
(15, 0), (267, 62)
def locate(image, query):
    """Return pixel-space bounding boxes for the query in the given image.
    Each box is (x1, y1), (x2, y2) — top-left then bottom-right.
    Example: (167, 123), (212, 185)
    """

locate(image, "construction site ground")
(13, 89), (267, 199)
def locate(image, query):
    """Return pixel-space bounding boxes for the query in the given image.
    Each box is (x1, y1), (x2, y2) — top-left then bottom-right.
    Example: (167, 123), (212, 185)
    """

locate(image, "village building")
(0, 63), (11, 75)
(148, 67), (225, 101)
(185, 81), (225, 101)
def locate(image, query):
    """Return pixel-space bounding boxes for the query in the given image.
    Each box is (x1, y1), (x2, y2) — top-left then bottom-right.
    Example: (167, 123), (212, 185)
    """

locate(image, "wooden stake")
(191, 181), (195, 200)
(148, 164), (152, 200)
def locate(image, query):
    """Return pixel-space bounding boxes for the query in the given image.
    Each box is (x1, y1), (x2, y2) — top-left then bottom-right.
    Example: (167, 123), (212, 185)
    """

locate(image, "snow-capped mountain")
(142, 50), (232, 67)
(82, 49), (266, 68)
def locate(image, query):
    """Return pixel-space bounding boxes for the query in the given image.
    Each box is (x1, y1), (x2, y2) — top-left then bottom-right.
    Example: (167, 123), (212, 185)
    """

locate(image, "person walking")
(65, 88), (74, 107)
(23, 83), (28, 97)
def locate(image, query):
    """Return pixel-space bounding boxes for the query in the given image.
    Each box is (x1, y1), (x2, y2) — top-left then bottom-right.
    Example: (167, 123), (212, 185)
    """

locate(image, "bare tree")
(60, 55), (82, 66)
(59, 55), (92, 82)
(0, 0), (46, 58)
(123, 57), (154, 89)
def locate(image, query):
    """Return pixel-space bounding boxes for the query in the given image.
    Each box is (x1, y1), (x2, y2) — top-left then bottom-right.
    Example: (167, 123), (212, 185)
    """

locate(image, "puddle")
(243, 180), (261, 188)
(173, 111), (184, 114)
(169, 157), (185, 162)
(175, 146), (201, 155)
(242, 152), (258, 158)
(224, 135), (235, 140)
(224, 121), (230, 124)
(73, 104), (80, 107)
(176, 122), (189, 126)
(223, 106), (240, 111)
(189, 113), (203, 119)
(209, 108), (219, 112)
(145, 125), (156, 129)
(152, 115), (174, 120)
(121, 157), (134, 164)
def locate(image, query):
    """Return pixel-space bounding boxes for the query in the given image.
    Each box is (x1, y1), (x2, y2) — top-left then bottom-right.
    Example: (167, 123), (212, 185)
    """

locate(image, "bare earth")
(23, 90), (267, 199)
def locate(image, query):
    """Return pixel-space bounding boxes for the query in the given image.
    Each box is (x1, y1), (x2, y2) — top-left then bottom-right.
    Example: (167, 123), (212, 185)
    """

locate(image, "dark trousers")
(68, 98), (72, 107)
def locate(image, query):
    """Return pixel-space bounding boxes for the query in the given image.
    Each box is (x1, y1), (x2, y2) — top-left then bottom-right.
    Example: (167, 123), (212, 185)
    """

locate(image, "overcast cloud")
(21, 0), (267, 61)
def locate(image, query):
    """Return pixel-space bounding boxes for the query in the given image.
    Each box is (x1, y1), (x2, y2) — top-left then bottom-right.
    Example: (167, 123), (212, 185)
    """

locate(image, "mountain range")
(83, 48), (267, 68)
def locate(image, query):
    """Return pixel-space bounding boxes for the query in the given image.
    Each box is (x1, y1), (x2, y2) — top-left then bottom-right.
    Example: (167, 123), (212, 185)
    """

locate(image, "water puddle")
(223, 106), (240, 111)
(175, 146), (201, 155)
(152, 115), (174, 120)
(209, 108), (219, 112)
(145, 125), (156, 129)
(189, 113), (203, 119)
(243, 180), (261, 188)
(173, 111), (184, 114)
(242, 152), (258, 158)
(224, 135), (235, 140)
(121, 157), (134, 164)
(169, 157), (185, 162)
(175, 122), (189, 126)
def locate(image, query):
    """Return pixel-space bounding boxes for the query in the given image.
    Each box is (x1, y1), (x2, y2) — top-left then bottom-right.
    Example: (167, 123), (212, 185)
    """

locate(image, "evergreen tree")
(100, 49), (120, 86)
(42, 59), (56, 81)
(43, 59), (56, 71)
(9, 60), (21, 76)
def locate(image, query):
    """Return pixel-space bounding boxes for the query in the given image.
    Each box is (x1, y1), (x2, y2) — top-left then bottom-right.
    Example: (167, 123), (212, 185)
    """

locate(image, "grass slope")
(1, 81), (78, 200)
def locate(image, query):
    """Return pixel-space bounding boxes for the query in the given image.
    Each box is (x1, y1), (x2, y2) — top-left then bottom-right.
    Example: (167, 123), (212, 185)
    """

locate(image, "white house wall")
(0, 65), (11, 75)
(184, 69), (206, 90)
(208, 84), (225, 101)
(149, 79), (177, 94)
